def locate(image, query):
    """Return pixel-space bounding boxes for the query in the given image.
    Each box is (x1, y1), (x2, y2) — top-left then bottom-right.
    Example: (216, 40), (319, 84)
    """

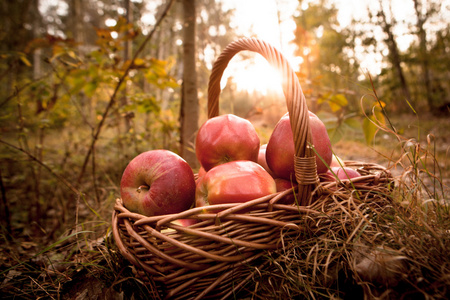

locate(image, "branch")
(76, 0), (175, 184)
(0, 167), (12, 240)
(0, 74), (49, 110)
(0, 139), (80, 195)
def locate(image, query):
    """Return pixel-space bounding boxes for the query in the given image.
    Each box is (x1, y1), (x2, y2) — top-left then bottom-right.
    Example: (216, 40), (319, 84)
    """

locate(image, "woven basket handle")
(207, 38), (318, 205)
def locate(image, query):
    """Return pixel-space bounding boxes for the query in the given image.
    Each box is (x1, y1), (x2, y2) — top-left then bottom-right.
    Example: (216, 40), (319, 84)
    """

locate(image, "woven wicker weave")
(112, 38), (393, 299)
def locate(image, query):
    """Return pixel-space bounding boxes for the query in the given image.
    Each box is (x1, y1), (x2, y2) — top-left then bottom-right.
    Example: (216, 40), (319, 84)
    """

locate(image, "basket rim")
(113, 159), (392, 221)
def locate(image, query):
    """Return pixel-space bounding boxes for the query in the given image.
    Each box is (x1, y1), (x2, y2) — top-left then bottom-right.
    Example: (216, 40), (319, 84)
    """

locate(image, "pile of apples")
(120, 112), (361, 217)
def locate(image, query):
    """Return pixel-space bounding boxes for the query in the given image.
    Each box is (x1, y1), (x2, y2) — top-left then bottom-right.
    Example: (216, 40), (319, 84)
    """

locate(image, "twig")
(0, 167), (12, 240)
(16, 87), (42, 224)
(367, 72), (396, 135)
(0, 74), (49, 110)
(0, 139), (80, 195)
(29, 276), (56, 300)
(76, 0), (175, 184)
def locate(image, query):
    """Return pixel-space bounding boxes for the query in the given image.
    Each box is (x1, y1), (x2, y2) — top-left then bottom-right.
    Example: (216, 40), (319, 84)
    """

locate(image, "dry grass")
(243, 189), (449, 299)
(240, 112), (450, 299)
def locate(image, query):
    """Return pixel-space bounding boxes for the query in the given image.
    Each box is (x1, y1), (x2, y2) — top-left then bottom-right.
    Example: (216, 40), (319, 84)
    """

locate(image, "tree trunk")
(122, 0), (133, 134)
(32, 0), (42, 81)
(378, 0), (412, 105)
(413, 0), (434, 112)
(69, 0), (85, 48)
(180, 0), (199, 168)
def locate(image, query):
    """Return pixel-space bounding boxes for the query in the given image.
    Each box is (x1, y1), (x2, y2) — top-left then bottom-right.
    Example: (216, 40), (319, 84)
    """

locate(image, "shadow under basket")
(112, 38), (394, 299)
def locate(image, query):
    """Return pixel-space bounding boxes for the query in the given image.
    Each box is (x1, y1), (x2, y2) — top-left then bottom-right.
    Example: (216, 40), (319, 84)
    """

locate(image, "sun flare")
(220, 0), (300, 95)
(220, 55), (284, 95)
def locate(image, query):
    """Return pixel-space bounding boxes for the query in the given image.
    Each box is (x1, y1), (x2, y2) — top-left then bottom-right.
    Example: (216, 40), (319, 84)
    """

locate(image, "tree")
(69, 0), (85, 47)
(196, 0), (236, 90)
(412, 0), (441, 113)
(180, 0), (199, 168)
(293, 0), (358, 112)
(121, 0), (134, 133)
(426, 26), (450, 114)
(375, 0), (412, 107)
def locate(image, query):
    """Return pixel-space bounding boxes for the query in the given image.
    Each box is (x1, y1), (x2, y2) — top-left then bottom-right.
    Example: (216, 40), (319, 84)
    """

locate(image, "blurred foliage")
(0, 0), (238, 247)
(0, 14), (181, 243)
(292, 0), (449, 146)
(1, 27), (180, 146)
(293, 0), (366, 144)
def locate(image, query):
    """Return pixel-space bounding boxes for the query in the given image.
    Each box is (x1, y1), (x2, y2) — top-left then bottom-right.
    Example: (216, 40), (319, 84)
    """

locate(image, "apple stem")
(136, 185), (150, 193)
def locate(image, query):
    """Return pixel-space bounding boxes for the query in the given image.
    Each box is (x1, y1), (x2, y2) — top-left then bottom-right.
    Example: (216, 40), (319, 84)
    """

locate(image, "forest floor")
(0, 112), (449, 299)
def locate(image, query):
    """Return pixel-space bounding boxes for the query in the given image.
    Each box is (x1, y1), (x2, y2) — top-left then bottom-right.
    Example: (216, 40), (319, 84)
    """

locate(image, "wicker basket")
(112, 38), (393, 299)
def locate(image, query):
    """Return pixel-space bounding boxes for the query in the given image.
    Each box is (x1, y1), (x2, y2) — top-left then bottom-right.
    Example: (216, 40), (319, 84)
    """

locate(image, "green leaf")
(363, 116), (377, 145)
(373, 106), (386, 126)
(317, 92), (332, 105)
(84, 81), (98, 97)
(327, 127), (344, 144)
(19, 55), (32, 67)
(329, 94), (348, 112)
(133, 58), (146, 67)
(343, 117), (361, 129)
(363, 102), (386, 145)
(405, 98), (417, 114)
(316, 111), (338, 130)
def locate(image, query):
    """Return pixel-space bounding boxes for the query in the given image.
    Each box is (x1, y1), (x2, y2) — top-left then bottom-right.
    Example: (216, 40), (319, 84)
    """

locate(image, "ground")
(0, 112), (448, 299)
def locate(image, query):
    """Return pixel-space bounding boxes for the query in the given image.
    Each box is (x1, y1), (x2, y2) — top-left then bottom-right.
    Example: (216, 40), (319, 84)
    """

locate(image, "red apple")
(162, 218), (199, 234)
(274, 178), (298, 204)
(173, 218), (198, 227)
(330, 154), (345, 168)
(321, 166), (360, 182)
(120, 150), (196, 216)
(195, 114), (260, 171)
(195, 160), (276, 208)
(257, 144), (274, 177)
(196, 166), (207, 184)
(266, 112), (333, 181)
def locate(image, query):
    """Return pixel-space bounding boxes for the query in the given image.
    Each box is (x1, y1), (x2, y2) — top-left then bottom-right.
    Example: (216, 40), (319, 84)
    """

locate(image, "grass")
(0, 110), (448, 299)
(246, 190), (449, 299)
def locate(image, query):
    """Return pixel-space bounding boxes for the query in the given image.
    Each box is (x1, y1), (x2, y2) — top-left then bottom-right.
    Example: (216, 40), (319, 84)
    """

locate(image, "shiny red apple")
(321, 166), (361, 182)
(162, 218), (199, 234)
(196, 166), (207, 184)
(173, 218), (198, 227)
(266, 111), (333, 181)
(330, 154), (345, 168)
(274, 178), (298, 204)
(195, 160), (276, 208)
(120, 150), (196, 216)
(257, 144), (274, 177)
(195, 114), (260, 171)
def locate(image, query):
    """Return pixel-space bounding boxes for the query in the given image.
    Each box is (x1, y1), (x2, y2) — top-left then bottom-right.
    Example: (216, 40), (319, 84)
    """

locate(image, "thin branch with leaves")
(76, 0), (175, 184)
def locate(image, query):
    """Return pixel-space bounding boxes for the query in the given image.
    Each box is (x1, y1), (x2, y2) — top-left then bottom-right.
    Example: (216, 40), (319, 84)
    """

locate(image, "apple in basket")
(321, 166), (361, 182)
(196, 166), (207, 184)
(330, 154), (345, 168)
(161, 218), (199, 235)
(265, 111), (332, 181)
(195, 160), (276, 209)
(120, 150), (196, 216)
(257, 144), (274, 177)
(274, 178), (298, 204)
(195, 114), (260, 171)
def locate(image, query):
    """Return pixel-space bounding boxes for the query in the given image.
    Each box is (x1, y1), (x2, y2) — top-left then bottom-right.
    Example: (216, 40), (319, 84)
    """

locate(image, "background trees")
(350, 0), (449, 113)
